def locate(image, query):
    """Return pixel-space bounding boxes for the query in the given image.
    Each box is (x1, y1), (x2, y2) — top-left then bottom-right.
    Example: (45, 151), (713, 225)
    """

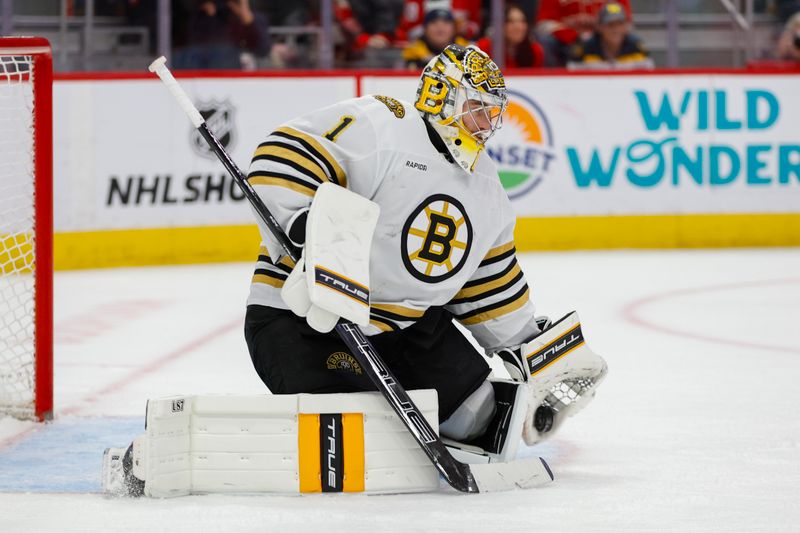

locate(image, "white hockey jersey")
(246, 95), (539, 352)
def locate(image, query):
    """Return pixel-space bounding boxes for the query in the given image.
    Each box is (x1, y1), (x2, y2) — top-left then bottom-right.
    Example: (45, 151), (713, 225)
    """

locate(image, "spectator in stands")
(72, 0), (159, 54)
(335, 0), (405, 54)
(776, 0), (800, 24)
(119, 0), (157, 54)
(507, 0), (539, 25)
(403, 8), (470, 70)
(775, 12), (800, 61)
(397, 0), (482, 42)
(173, 0), (270, 70)
(477, 4), (545, 68)
(257, 0), (311, 27)
(251, 0), (311, 67)
(452, 0), (483, 40)
(77, 0), (122, 16)
(536, 0), (632, 66)
(567, 2), (653, 70)
(396, 0), (426, 43)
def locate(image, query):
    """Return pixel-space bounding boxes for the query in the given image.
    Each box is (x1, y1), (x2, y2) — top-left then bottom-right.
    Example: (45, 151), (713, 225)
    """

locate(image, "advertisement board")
(52, 72), (800, 269)
(363, 74), (800, 216)
(54, 76), (356, 233)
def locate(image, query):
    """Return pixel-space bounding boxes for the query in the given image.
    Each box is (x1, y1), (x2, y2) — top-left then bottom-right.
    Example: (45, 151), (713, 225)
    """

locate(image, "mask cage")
(448, 83), (508, 144)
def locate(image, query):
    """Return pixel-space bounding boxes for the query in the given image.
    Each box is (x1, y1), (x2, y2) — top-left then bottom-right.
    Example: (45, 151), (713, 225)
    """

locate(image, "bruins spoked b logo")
(402, 195), (473, 283)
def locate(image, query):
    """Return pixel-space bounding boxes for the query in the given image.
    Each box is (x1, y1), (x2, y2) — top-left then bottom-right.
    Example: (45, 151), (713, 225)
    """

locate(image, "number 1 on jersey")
(324, 115), (355, 142)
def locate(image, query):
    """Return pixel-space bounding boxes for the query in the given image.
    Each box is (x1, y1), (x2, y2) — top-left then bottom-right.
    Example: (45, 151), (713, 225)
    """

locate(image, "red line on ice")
(60, 315), (244, 416)
(54, 299), (170, 345)
(622, 278), (800, 354)
(0, 315), (243, 450)
(0, 425), (43, 452)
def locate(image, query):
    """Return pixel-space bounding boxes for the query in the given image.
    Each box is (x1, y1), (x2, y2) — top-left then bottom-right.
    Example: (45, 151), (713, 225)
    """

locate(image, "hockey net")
(0, 38), (53, 421)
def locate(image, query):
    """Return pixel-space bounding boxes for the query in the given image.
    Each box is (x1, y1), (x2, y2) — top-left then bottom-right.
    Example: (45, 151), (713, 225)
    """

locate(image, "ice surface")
(1, 249), (799, 532)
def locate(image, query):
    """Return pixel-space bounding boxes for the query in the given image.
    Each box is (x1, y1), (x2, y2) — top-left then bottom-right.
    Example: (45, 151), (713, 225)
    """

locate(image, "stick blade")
(470, 457), (554, 493)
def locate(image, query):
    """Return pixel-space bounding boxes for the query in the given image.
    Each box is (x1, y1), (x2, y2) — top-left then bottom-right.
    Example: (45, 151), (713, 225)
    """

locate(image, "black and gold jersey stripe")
(370, 303), (426, 321)
(247, 170), (319, 197)
(272, 126), (347, 188)
(479, 241), (516, 267)
(252, 141), (330, 184)
(247, 125), (349, 199)
(257, 246), (296, 268)
(252, 246), (295, 288)
(446, 237), (532, 330)
(368, 303), (427, 332)
(252, 268), (288, 288)
(369, 315), (399, 332)
(450, 258), (523, 304)
(454, 285), (531, 326)
(257, 254), (293, 275)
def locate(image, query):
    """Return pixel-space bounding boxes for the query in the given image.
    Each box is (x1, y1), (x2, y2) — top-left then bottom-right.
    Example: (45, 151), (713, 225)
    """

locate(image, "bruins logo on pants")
(401, 194), (473, 283)
(326, 352), (363, 375)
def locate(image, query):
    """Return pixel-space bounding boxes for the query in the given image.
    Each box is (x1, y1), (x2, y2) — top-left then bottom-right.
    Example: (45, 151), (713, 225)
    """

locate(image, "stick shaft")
(148, 57), (203, 128)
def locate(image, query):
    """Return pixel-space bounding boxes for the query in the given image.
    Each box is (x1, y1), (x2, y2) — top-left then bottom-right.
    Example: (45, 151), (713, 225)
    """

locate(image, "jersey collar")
(423, 117), (455, 165)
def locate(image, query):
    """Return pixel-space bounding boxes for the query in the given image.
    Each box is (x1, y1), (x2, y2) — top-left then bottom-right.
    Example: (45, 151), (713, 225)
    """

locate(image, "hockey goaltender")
(103, 44), (608, 497)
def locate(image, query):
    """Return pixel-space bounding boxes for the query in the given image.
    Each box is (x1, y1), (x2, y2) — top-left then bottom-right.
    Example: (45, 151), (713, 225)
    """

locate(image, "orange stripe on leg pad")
(298, 414), (321, 492)
(342, 413), (365, 492)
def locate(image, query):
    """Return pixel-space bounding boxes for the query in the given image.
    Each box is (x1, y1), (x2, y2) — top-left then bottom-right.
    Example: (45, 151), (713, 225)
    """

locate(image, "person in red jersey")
(536, 0), (632, 65)
(477, 4), (545, 68)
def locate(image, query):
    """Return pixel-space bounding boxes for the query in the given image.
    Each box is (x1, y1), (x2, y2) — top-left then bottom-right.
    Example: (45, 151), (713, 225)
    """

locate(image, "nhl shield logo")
(191, 99), (236, 158)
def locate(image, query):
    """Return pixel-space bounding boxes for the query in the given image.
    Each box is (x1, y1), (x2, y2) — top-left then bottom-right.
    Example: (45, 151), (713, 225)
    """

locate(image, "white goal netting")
(0, 51), (39, 419)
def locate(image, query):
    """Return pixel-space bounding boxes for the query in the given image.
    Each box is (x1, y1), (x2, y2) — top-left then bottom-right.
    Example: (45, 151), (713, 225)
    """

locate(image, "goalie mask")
(414, 44), (508, 173)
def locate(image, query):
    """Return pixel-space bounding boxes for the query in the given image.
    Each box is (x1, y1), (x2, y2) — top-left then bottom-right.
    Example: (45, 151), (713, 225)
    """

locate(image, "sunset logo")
(487, 90), (556, 199)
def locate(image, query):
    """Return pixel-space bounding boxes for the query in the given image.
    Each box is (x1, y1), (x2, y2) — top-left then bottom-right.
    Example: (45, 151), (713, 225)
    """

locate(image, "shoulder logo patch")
(401, 194), (473, 283)
(373, 95), (405, 118)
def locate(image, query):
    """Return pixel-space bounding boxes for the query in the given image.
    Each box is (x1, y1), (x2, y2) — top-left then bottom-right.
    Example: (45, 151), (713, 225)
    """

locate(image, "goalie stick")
(147, 57), (553, 493)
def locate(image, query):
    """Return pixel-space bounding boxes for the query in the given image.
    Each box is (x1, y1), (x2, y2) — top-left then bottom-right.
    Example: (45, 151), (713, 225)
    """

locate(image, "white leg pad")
(138, 390), (440, 497)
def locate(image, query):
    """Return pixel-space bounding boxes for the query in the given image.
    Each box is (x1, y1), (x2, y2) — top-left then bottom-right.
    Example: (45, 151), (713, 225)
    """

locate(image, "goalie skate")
(102, 447), (126, 497)
(102, 445), (144, 497)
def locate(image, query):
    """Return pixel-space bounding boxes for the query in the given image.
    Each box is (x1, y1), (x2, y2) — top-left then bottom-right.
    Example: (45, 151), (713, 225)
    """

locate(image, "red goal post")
(0, 37), (53, 421)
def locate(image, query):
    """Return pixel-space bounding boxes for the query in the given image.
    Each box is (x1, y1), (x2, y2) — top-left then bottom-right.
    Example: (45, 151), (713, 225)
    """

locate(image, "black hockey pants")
(244, 305), (491, 421)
